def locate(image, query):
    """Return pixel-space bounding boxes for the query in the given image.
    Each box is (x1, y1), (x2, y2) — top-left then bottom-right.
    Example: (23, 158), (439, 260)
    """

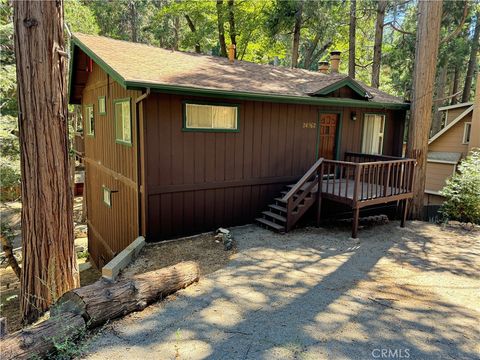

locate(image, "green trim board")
(98, 96), (107, 115)
(113, 98), (133, 146)
(182, 100), (240, 132)
(310, 77), (371, 99)
(69, 36), (409, 111)
(85, 104), (94, 136)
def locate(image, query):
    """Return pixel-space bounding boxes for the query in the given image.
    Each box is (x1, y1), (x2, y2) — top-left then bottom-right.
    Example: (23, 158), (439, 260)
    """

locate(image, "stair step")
(269, 204), (287, 213)
(262, 211), (286, 222)
(256, 218), (285, 232)
(274, 197), (287, 203)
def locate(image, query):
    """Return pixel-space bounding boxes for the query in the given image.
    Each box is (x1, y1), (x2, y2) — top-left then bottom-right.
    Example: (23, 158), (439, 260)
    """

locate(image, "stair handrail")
(281, 157), (324, 202)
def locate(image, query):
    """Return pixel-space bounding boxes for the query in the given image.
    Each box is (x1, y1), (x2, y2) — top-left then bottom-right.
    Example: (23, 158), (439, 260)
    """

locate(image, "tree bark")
(52, 261), (200, 328)
(216, 0), (227, 57)
(13, 0), (79, 324)
(371, 0), (387, 88)
(0, 312), (86, 360)
(431, 65), (448, 135)
(406, 0), (443, 219)
(462, 12), (480, 103)
(129, 0), (138, 42)
(451, 65), (460, 105)
(0, 234), (21, 279)
(185, 15), (201, 53)
(304, 39), (332, 70)
(291, 1), (303, 68)
(227, 0), (237, 58)
(349, 0), (356, 78)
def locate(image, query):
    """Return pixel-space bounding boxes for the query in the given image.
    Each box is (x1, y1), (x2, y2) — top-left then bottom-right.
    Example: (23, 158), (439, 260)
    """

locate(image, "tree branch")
(385, 21), (414, 35)
(440, 2), (469, 44)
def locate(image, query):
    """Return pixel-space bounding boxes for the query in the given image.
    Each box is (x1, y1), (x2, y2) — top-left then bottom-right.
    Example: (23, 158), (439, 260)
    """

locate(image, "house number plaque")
(302, 122), (316, 129)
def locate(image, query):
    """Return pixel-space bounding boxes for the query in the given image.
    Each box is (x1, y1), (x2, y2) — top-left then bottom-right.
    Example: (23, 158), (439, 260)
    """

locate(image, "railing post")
(353, 164), (361, 204)
(316, 162), (324, 227)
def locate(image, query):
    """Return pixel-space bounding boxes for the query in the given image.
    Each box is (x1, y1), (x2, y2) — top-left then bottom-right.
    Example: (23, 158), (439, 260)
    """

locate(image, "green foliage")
(64, 0), (100, 34)
(440, 150), (480, 225)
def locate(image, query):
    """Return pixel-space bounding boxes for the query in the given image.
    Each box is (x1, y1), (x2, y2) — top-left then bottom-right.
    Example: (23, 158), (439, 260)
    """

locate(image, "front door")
(317, 113), (338, 160)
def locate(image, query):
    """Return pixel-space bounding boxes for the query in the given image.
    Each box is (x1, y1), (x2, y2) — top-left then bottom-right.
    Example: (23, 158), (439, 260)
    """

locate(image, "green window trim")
(113, 97), (132, 146)
(182, 100), (240, 133)
(102, 186), (112, 207)
(98, 96), (107, 115)
(85, 104), (94, 137)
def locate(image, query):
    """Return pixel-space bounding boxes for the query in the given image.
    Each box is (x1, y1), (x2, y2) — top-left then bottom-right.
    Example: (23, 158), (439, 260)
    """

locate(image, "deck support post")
(401, 199), (408, 227)
(316, 164), (324, 227)
(352, 207), (360, 238)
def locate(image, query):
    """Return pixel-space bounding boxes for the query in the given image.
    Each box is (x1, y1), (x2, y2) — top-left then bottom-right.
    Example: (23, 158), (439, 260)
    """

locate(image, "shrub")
(440, 149), (480, 224)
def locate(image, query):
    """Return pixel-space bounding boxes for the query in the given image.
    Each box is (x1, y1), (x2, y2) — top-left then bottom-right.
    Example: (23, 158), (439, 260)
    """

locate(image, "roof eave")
(125, 80), (410, 110)
(309, 77), (373, 99)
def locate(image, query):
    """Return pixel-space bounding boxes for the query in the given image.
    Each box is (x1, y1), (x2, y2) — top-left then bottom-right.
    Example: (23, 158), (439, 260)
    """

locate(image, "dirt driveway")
(82, 221), (479, 360)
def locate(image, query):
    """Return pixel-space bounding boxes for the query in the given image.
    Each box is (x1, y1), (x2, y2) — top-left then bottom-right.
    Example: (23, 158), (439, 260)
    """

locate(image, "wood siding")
(425, 162), (455, 193)
(143, 93), (404, 240)
(81, 62), (141, 267)
(429, 115), (471, 156)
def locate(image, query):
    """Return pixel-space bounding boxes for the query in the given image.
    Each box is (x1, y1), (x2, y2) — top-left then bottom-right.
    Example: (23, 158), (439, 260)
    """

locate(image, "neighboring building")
(69, 34), (412, 268)
(426, 102), (475, 205)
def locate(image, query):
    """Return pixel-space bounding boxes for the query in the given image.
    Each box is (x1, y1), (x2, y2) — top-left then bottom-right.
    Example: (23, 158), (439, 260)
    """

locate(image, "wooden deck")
(256, 152), (416, 238)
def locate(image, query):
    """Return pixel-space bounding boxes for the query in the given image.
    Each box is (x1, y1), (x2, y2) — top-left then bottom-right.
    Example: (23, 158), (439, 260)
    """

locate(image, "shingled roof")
(70, 33), (408, 109)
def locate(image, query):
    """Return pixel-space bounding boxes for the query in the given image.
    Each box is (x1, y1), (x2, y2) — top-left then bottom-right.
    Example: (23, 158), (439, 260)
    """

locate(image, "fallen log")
(0, 261), (200, 359)
(0, 312), (86, 360)
(52, 260), (200, 328)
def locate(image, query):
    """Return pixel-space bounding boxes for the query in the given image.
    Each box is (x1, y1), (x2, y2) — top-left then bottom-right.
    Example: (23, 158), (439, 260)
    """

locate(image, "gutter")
(135, 88), (151, 237)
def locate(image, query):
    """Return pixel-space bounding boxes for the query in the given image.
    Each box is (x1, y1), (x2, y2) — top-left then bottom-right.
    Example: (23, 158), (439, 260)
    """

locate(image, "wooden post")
(316, 164), (324, 226)
(401, 199), (408, 227)
(352, 207), (360, 239)
(0, 317), (7, 338)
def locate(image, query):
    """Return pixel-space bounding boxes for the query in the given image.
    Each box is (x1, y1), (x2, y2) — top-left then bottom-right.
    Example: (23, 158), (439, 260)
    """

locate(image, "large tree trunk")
(216, 0), (227, 57)
(431, 65), (448, 135)
(185, 15), (201, 53)
(406, 0), (443, 219)
(129, 0), (138, 42)
(348, 0), (356, 78)
(13, 0), (79, 324)
(52, 261), (200, 328)
(1, 261), (200, 360)
(451, 65), (460, 105)
(227, 0), (237, 59)
(462, 12), (480, 103)
(291, 1), (303, 68)
(371, 0), (387, 88)
(0, 312), (86, 360)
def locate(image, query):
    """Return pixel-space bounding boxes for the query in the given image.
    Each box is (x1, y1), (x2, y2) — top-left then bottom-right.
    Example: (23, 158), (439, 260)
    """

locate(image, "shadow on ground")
(82, 221), (480, 360)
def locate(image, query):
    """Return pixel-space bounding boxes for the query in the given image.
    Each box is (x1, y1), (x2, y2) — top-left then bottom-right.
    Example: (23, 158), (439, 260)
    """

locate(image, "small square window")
(463, 122), (471, 144)
(98, 96), (106, 115)
(85, 105), (94, 136)
(102, 186), (111, 207)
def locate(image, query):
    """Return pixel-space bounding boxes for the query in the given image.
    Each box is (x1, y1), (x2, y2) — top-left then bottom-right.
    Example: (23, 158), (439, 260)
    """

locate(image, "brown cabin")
(425, 102), (476, 205)
(69, 34), (414, 268)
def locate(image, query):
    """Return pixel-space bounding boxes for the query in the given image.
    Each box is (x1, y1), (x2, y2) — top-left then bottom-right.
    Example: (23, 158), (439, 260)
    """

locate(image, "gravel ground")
(81, 221), (479, 360)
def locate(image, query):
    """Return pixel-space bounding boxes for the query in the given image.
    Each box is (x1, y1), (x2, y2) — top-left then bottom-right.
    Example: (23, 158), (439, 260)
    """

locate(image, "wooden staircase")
(256, 158), (324, 233)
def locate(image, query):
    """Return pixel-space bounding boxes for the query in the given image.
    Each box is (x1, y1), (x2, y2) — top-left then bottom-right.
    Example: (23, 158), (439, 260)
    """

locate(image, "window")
(463, 122), (472, 144)
(184, 102), (238, 131)
(114, 98), (132, 145)
(361, 114), (385, 155)
(98, 96), (106, 115)
(85, 105), (94, 136)
(102, 186), (111, 207)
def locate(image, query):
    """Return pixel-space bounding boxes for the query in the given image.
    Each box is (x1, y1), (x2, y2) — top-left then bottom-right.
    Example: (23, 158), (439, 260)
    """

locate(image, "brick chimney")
(330, 50), (341, 73)
(228, 44), (235, 64)
(318, 61), (329, 74)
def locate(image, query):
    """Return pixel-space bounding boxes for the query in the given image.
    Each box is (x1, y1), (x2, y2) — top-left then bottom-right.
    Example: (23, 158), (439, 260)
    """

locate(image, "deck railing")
(321, 153), (415, 204)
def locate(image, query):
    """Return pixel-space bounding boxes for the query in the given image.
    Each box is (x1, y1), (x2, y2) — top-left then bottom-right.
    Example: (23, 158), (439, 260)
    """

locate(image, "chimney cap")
(318, 61), (329, 65)
(330, 50), (342, 56)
